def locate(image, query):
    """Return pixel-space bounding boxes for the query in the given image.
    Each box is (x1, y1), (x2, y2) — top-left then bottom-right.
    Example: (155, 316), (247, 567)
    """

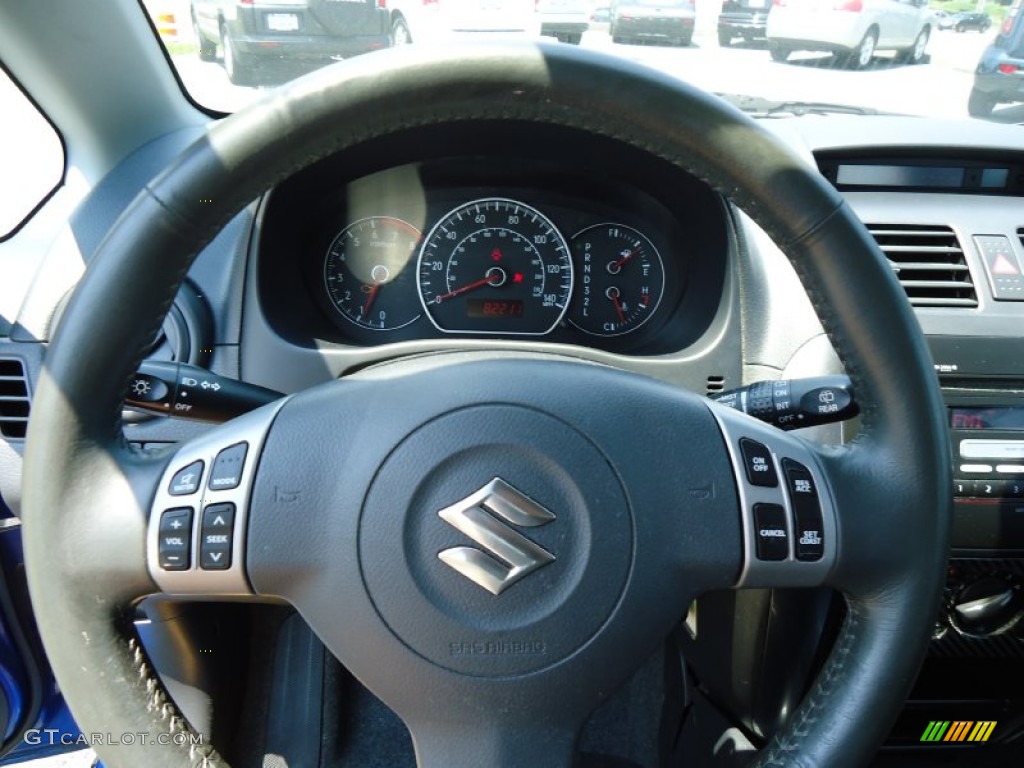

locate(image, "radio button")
(1005, 480), (1024, 498)
(960, 464), (993, 474)
(996, 464), (1024, 474)
(976, 481), (1008, 499)
(954, 479), (974, 498)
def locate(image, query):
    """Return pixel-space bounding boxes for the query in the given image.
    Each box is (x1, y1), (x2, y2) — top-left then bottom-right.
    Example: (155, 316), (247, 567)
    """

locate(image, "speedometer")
(417, 198), (573, 335)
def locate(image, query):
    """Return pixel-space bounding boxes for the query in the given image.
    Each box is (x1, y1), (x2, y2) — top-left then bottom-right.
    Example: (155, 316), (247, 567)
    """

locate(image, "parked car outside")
(718, 0), (773, 46)
(191, 0), (390, 85)
(610, 0), (696, 46)
(386, 0), (540, 46)
(766, 0), (933, 69)
(968, 5), (1024, 115)
(538, 0), (591, 44)
(950, 11), (992, 32)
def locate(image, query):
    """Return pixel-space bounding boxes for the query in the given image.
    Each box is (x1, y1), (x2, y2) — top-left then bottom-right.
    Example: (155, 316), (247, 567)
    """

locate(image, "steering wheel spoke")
(148, 399), (289, 597)
(709, 401), (838, 590)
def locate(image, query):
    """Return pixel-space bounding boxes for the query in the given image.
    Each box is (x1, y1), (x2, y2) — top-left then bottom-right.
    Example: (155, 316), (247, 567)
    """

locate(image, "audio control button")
(976, 481), (1007, 499)
(960, 464), (993, 474)
(954, 479), (974, 497)
(209, 442), (248, 491)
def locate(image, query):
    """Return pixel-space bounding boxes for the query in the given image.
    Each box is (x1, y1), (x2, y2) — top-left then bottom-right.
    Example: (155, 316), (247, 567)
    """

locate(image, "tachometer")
(417, 198), (573, 335)
(567, 223), (665, 337)
(323, 216), (422, 331)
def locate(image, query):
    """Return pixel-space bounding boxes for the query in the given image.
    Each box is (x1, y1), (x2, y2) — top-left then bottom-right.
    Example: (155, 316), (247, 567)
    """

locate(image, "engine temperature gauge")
(567, 224), (665, 337)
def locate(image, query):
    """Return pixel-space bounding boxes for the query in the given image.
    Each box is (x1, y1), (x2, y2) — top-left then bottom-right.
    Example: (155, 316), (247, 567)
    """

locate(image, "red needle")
(612, 247), (640, 271)
(611, 293), (625, 323)
(434, 274), (498, 303)
(362, 283), (380, 317)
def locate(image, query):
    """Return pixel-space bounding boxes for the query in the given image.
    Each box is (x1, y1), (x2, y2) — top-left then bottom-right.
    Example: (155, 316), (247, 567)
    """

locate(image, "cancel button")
(753, 503), (789, 561)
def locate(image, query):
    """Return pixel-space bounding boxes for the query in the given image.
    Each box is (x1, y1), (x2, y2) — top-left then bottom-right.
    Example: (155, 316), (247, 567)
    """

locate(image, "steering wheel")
(22, 42), (949, 768)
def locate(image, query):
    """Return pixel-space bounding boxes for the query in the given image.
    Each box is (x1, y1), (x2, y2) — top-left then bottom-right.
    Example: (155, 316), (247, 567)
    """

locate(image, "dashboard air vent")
(706, 375), (726, 394)
(0, 358), (30, 439)
(865, 224), (977, 308)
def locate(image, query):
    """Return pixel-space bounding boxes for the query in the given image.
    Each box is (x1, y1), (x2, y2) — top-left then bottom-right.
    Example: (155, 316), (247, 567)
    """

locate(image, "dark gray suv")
(191, 0), (390, 85)
(717, 0), (771, 47)
(968, 6), (1024, 116)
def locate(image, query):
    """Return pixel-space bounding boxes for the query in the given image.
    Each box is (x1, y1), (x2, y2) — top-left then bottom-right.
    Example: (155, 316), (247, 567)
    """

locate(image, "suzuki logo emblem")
(437, 477), (556, 595)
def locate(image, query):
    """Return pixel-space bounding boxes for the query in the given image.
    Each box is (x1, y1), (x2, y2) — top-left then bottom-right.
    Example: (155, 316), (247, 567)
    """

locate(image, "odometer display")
(417, 198), (573, 335)
(467, 299), (524, 318)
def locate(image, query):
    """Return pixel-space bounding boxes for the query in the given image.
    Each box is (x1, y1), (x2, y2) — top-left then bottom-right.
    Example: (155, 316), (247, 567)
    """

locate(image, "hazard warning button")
(974, 235), (1024, 301)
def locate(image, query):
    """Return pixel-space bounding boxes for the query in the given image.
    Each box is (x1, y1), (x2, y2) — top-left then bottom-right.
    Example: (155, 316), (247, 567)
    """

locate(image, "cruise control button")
(208, 442), (248, 491)
(740, 438), (778, 488)
(753, 503), (789, 561)
(200, 502), (235, 570)
(158, 508), (193, 570)
(782, 459), (824, 561)
(169, 460), (204, 496)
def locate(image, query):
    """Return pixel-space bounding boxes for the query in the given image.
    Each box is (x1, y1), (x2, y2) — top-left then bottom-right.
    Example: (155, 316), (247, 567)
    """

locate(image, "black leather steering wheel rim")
(22, 42), (950, 768)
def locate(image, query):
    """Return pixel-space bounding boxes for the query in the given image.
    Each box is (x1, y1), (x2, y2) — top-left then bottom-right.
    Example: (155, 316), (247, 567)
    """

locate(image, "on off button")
(740, 438), (779, 488)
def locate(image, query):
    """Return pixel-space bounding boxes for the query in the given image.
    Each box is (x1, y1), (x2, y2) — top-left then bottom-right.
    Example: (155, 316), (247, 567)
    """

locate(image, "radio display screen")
(950, 407), (1024, 431)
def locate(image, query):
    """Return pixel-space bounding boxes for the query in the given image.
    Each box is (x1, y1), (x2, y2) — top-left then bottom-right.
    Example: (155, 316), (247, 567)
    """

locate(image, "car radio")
(951, 403), (1024, 501)
(946, 393), (1024, 551)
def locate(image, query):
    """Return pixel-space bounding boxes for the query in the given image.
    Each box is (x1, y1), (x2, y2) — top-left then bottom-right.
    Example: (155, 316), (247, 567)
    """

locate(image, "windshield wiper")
(717, 93), (887, 118)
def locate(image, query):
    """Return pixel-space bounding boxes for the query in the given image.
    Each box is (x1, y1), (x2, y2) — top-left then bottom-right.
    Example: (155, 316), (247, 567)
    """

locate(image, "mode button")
(208, 442), (248, 491)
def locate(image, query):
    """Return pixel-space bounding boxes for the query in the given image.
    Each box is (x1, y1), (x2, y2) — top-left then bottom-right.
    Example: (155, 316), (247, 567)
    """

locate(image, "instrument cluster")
(324, 199), (666, 339)
(257, 155), (728, 356)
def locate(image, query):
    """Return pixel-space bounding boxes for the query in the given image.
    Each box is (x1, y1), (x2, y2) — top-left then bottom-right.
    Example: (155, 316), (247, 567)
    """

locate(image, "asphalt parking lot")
(170, 24), (1024, 122)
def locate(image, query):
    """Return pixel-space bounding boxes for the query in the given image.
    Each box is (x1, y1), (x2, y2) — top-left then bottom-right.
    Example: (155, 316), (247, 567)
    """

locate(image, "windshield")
(145, 0), (1023, 122)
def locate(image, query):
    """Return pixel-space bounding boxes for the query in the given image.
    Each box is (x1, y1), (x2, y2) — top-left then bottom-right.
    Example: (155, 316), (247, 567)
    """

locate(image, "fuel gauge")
(567, 224), (665, 337)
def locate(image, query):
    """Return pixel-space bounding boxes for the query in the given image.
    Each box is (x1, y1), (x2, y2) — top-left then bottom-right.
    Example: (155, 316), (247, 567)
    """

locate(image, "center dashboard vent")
(0, 358), (30, 439)
(865, 224), (977, 308)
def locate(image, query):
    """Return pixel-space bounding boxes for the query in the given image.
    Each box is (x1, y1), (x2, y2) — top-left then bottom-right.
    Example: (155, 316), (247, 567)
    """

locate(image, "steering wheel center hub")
(359, 404), (632, 677)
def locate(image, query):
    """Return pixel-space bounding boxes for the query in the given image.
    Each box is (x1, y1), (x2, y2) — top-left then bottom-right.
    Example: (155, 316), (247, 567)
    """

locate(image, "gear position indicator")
(568, 223), (665, 336)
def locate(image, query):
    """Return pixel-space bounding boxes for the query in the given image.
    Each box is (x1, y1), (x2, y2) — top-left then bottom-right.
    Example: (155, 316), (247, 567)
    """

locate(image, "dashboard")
(4, 92), (1024, 763)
